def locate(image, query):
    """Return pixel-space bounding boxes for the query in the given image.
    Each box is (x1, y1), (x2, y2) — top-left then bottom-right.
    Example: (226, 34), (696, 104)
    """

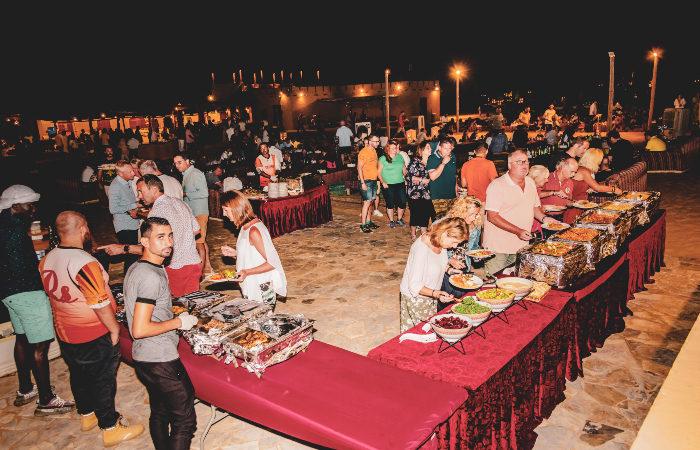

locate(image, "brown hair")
(384, 141), (398, 164)
(115, 160), (131, 172)
(221, 190), (257, 226)
(427, 217), (469, 248)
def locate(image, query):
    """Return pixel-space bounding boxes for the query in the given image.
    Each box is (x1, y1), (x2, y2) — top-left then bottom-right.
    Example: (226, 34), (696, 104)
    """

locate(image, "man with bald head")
(483, 150), (559, 273)
(40, 211), (144, 445)
(541, 158), (578, 217)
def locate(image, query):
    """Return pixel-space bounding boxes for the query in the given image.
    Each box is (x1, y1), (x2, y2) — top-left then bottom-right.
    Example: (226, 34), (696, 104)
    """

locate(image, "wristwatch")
(123, 245), (130, 254)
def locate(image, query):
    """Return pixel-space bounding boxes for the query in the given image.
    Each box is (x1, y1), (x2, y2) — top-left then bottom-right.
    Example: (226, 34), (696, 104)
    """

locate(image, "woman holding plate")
(219, 190), (287, 308)
(564, 148), (620, 224)
(399, 217), (469, 332)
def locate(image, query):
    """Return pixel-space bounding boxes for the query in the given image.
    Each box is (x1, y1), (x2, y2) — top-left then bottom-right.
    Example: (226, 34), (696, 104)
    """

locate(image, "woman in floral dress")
(406, 141), (435, 241)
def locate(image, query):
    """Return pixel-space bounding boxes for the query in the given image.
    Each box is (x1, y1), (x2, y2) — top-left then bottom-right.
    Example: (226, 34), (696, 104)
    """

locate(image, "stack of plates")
(268, 183), (280, 198)
(278, 182), (288, 197)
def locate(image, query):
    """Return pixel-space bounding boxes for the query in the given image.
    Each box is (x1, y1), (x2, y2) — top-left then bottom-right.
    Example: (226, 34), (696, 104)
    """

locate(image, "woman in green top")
(377, 139), (408, 228)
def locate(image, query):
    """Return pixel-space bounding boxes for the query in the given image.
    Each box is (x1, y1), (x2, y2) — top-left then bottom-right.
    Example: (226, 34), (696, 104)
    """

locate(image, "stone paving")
(1, 168), (698, 449)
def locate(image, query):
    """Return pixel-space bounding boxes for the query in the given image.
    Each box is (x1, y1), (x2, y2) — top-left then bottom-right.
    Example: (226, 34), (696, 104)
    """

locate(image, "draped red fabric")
(626, 211), (666, 299)
(259, 185), (332, 238)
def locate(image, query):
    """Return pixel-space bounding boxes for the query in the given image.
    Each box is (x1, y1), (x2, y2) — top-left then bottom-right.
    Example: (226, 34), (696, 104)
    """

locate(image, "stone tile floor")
(1, 170), (698, 449)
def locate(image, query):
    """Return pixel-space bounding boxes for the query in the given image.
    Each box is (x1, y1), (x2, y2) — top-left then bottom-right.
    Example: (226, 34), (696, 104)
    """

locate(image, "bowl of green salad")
(452, 296), (492, 323)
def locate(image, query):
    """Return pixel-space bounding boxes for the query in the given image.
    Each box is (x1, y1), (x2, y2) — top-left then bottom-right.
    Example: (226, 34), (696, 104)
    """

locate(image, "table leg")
(200, 403), (230, 450)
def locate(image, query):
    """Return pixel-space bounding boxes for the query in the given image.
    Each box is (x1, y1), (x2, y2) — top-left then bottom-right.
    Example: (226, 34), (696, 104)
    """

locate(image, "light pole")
(385, 69), (390, 138)
(455, 70), (461, 132)
(607, 52), (615, 136)
(648, 52), (659, 130)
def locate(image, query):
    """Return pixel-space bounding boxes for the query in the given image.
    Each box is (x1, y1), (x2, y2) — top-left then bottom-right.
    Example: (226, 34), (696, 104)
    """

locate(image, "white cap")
(0, 185), (40, 210)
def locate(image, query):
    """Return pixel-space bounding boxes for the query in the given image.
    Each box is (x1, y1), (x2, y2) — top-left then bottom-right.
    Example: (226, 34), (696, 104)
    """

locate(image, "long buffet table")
(368, 210), (666, 450)
(118, 326), (467, 450)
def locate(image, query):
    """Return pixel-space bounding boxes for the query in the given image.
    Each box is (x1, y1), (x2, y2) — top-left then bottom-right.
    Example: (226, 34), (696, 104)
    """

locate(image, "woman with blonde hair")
(564, 148), (620, 223)
(399, 217), (469, 332)
(219, 190), (286, 307)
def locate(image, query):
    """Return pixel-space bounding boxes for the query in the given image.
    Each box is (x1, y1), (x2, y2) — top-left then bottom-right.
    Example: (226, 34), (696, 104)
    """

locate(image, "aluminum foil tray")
(574, 209), (632, 251)
(222, 313), (314, 378)
(199, 298), (272, 329)
(614, 191), (661, 226)
(549, 227), (610, 270)
(516, 241), (588, 287)
(173, 290), (227, 315)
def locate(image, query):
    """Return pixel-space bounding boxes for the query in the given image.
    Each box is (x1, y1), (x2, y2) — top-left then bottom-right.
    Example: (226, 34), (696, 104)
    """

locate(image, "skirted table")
(367, 211), (666, 450)
(118, 325), (468, 450)
(208, 185), (332, 238)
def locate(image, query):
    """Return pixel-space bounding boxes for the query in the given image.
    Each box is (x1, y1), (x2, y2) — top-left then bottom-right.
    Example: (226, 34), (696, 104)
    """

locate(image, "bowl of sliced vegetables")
(452, 296), (492, 322)
(476, 288), (515, 306)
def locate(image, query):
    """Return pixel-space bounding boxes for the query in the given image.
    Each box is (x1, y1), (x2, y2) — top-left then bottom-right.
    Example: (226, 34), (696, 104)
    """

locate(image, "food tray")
(198, 298), (272, 330)
(172, 290), (228, 315)
(614, 191), (661, 226)
(574, 209), (632, 252)
(222, 313), (314, 378)
(549, 226), (611, 269)
(516, 240), (588, 287)
(599, 201), (646, 230)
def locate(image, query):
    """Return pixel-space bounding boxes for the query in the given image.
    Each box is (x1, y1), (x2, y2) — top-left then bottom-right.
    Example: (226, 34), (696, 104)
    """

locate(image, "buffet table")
(118, 325), (468, 450)
(625, 210), (666, 300)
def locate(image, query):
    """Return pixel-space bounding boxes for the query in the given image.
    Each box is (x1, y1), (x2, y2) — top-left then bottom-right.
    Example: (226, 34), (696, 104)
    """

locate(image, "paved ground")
(1, 160), (698, 449)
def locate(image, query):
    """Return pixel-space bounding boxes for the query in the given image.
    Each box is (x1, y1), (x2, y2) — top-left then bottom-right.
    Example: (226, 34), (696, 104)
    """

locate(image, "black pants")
(408, 198), (434, 227)
(59, 333), (121, 429)
(134, 358), (196, 450)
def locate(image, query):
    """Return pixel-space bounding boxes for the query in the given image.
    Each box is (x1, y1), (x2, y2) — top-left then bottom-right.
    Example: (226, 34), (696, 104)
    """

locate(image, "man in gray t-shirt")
(123, 217), (198, 449)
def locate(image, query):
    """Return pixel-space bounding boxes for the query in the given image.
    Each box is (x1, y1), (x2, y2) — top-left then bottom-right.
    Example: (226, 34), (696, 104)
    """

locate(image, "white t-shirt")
(399, 238), (448, 298)
(262, 129), (269, 143)
(226, 127), (235, 141)
(268, 147), (283, 170)
(81, 166), (94, 182)
(238, 121), (246, 131)
(158, 174), (184, 200)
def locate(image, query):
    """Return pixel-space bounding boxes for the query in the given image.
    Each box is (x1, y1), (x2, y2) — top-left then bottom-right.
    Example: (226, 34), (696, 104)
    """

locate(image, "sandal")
(411, 234), (417, 241)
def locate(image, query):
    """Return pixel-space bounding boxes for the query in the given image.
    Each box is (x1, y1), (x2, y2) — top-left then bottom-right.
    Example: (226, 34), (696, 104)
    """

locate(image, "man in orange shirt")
(254, 143), (277, 187)
(40, 211), (144, 446)
(357, 134), (381, 233)
(460, 144), (498, 204)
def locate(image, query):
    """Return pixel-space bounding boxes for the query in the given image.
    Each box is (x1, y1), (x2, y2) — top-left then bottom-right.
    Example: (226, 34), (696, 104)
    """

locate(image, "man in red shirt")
(460, 144), (498, 204)
(40, 211), (144, 446)
(540, 158), (578, 216)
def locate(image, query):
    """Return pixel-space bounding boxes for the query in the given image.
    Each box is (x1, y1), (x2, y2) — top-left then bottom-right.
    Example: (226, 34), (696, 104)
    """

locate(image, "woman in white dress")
(220, 191), (287, 307)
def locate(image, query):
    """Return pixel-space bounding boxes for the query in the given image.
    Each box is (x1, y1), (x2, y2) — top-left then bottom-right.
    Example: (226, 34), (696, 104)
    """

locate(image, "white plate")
(541, 222), (570, 231)
(544, 205), (566, 212)
(465, 249), (494, 259)
(573, 201), (598, 209)
(204, 274), (239, 283)
(449, 275), (483, 290)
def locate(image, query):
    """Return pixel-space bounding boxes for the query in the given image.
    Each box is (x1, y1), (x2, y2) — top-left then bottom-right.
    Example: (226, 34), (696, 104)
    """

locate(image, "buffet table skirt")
(119, 326), (467, 450)
(626, 210), (666, 299)
(257, 185), (332, 238)
(368, 290), (576, 450)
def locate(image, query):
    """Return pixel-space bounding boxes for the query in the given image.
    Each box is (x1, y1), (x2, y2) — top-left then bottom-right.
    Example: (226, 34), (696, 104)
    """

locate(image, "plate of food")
(449, 274), (483, 290)
(541, 222), (570, 231)
(205, 269), (238, 282)
(618, 192), (651, 201)
(573, 201), (598, 209)
(544, 205), (566, 212)
(581, 212), (618, 224)
(465, 249), (494, 259)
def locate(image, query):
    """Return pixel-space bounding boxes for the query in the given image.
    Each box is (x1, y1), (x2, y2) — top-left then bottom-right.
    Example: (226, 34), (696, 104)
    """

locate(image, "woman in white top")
(399, 217), (469, 332)
(220, 191), (287, 307)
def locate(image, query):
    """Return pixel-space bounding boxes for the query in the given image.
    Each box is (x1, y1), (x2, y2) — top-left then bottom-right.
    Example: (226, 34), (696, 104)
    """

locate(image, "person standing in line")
(358, 134), (381, 233)
(40, 211), (144, 445)
(97, 147), (117, 197)
(406, 141), (435, 241)
(377, 139), (407, 228)
(335, 120), (354, 165)
(427, 138), (459, 220)
(460, 144), (497, 206)
(124, 217), (199, 450)
(108, 160), (141, 275)
(138, 160), (183, 200)
(220, 192), (287, 307)
(174, 153), (213, 276)
(1, 186), (76, 416)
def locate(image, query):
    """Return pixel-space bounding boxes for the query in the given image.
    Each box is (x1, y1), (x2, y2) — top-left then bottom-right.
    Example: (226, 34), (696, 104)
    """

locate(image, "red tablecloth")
(119, 326), (468, 450)
(626, 210), (666, 299)
(368, 289), (576, 450)
(322, 168), (354, 185)
(258, 185), (332, 238)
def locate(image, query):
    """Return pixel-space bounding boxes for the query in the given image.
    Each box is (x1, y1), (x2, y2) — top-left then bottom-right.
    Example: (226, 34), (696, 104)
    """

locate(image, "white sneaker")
(373, 210), (383, 217)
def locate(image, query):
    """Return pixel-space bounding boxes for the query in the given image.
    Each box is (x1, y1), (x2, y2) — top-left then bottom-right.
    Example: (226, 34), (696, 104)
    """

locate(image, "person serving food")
(220, 191), (286, 308)
(399, 218), (469, 332)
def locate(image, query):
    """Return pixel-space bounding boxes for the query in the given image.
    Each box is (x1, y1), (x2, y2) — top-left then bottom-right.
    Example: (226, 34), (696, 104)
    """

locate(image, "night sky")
(2, 7), (695, 119)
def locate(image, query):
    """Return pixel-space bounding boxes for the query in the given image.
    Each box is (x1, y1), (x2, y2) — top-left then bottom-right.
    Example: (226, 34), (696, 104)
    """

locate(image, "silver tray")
(614, 191), (661, 226)
(574, 209), (632, 251)
(548, 227), (610, 269)
(173, 290), (228, 315)
(198, 298), (272, 331)
(599, 201), (646, 230)
(223, 313), (314, 378)
(516, 241), (588, 287)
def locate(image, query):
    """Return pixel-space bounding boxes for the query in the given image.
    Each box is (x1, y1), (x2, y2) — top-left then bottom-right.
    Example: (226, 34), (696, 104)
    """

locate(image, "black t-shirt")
(609, 138), (635, 171)
(532, 151), (575, 173)
(512, 129), (529, 148)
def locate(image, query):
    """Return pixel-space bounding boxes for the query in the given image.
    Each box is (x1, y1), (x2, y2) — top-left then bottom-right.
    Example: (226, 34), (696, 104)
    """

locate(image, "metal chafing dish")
(548, 226), (611, 270)
(614, 191), (661, 226)
(516, 240), (588, 288)
(172, 290), (228, 315)
(222, 313), (314, 378)
(599, 201), (646, 229)
(574, 209), (632, 251)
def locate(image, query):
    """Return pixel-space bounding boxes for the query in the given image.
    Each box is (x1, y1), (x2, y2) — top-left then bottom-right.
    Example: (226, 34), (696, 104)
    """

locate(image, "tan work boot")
(81, 412), (98, 431)
(102, 416), (144, 447)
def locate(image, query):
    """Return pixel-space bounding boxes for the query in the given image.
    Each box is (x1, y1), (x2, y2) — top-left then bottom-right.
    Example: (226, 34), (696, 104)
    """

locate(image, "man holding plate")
(541, 158), (578, 213)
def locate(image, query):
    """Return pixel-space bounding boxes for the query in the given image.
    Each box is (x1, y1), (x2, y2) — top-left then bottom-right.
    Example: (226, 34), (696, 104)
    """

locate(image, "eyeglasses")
(370, 140), (380, 143)
(512, 160), (529, 165)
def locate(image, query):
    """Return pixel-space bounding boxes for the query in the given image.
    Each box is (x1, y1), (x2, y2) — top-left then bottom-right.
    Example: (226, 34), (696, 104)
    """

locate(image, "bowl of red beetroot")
(429, 314), (474, 342)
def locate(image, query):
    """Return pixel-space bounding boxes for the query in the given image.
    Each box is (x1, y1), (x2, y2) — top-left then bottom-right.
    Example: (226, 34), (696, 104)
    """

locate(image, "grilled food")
(602, 203), (634, 211)
(582, 212), (618, 224)
(557, 228), (600, 242)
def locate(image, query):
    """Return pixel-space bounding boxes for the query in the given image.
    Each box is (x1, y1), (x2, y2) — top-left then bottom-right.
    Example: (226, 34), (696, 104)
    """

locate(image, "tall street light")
(385, 69), (390, 138)
(455, 70), (461, 132)
(648, 50), (660, 129)
(607, 52), (615, 136)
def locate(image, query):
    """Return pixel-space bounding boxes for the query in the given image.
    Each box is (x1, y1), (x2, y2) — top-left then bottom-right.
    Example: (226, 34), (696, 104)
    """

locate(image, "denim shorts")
(2, 290), (55, 344)
(360, 179), (378, 202)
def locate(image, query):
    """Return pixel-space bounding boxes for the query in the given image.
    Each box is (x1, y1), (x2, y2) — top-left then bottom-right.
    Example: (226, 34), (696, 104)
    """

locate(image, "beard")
(157, 247), (173, 258)
(83, 232), (94, 252)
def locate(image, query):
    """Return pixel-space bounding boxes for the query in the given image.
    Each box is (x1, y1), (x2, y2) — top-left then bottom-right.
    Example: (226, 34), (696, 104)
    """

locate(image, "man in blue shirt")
(489, 129), (509, 154)
(108, 161), (141, 275)
(174, 153), (213, 275)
